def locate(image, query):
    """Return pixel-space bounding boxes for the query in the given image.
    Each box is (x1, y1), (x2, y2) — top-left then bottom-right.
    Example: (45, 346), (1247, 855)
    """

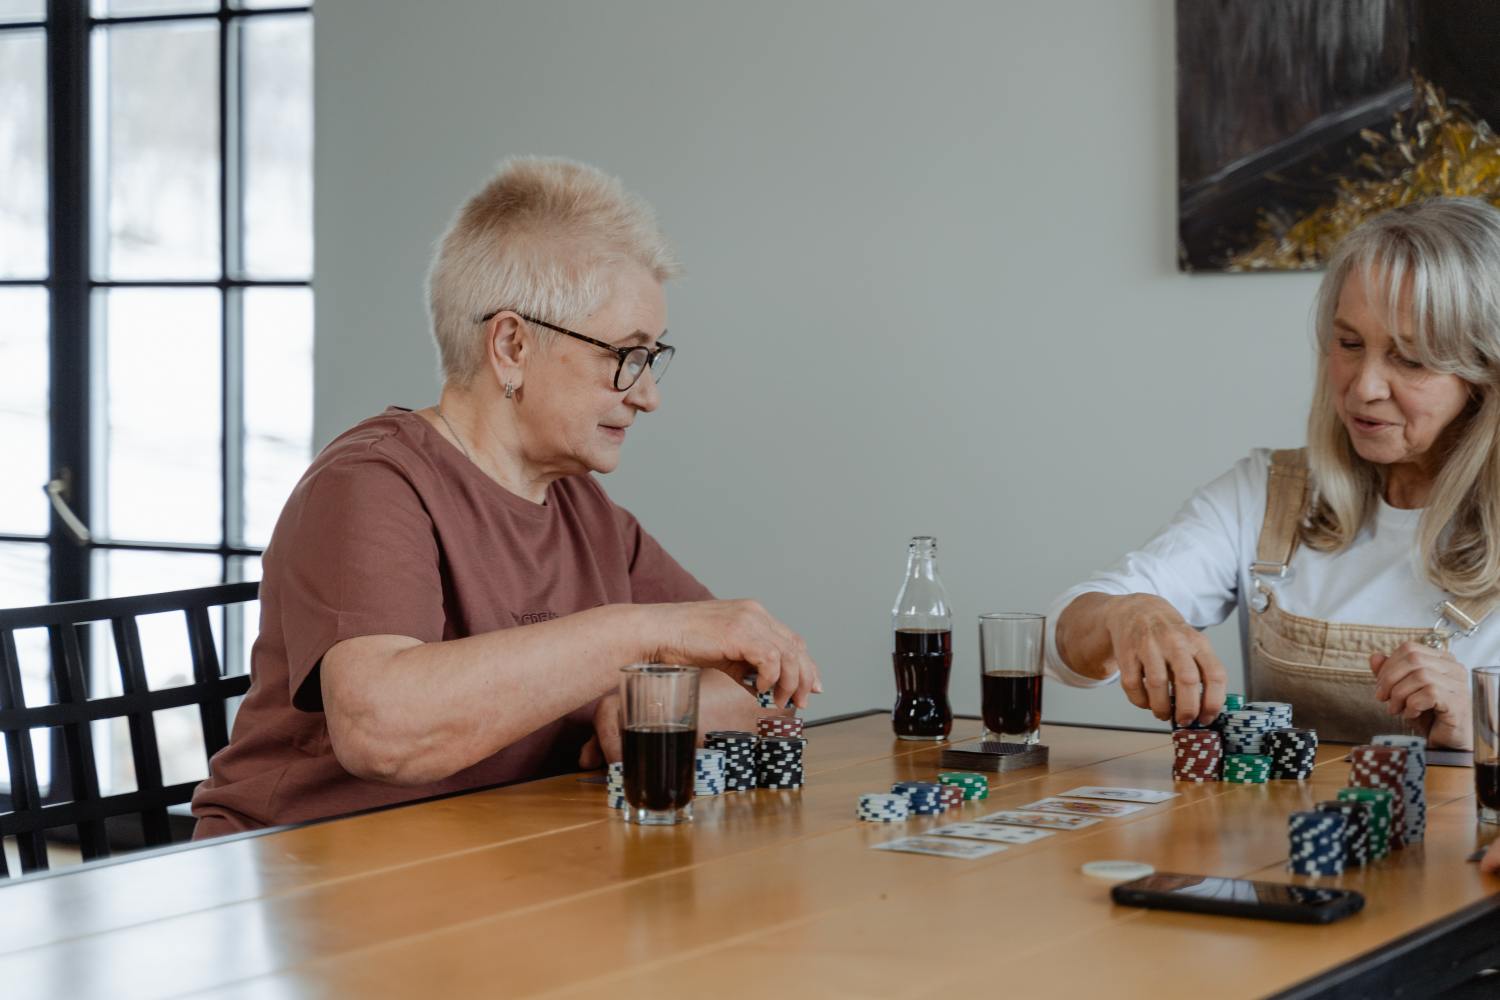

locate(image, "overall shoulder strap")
(1253, 448), (1310, 576)
(1438, 594), (1499, 635)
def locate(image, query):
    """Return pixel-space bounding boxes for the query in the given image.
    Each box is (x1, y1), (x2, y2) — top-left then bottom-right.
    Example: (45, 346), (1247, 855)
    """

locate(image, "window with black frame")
(0, 0), (312, 822)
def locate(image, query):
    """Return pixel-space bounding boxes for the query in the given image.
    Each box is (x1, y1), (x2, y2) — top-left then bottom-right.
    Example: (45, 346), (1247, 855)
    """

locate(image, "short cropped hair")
(426, 157), (679, 386)
(1305, 196), (1500, 599)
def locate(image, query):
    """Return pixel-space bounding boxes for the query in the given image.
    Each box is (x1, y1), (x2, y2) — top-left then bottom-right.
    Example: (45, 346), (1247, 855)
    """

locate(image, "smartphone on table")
(1111, 873), (1364, 924)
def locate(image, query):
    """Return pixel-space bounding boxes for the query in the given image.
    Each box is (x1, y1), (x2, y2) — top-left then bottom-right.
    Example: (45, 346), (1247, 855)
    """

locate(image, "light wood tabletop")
(2, 712), (1497, 999)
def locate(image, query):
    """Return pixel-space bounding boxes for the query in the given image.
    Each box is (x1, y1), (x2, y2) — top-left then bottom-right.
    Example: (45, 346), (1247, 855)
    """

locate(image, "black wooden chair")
(0, 581), (258, 877)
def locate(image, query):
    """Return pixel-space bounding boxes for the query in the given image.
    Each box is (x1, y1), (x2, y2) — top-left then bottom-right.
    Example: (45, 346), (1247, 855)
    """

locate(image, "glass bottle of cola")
(891, 535), (953, 740)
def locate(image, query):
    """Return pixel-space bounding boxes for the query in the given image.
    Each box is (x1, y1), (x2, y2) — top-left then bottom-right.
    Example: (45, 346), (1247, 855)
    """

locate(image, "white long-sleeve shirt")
(1045, 449), (1500, 687)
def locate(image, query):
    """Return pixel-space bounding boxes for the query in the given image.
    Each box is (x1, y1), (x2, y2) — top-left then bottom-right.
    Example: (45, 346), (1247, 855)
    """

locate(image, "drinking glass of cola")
(1473, 666), (1500, 826)
(620, 664), (700, 825)
(979, 612), (1045, 746)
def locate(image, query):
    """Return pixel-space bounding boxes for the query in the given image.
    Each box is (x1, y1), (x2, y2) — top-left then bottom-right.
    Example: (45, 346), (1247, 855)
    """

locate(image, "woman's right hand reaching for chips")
(1055, 592), (1228, 728)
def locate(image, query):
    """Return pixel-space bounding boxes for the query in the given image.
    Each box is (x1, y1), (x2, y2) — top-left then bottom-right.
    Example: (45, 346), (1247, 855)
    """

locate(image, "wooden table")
(2, 712), (1498, 999)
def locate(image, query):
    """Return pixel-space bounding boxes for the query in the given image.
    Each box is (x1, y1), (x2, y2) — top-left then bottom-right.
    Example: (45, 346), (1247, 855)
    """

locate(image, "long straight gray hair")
(1304, 197), (1500, 600)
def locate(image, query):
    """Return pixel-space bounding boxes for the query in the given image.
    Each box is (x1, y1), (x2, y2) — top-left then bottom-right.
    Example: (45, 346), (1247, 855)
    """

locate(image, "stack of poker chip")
(755, 736), (805, 789)
(1316, 799), (1374, 868)
(1337, 786), (1396, 859)
(1373, 734), (1428, 844)
(1223, 709), (1276, 754)
(857, 792), (911, 823)
(1170, 697), (1214, 732)
(744, 672), (789, 710)
(757, 716), (805, 740)
(1208, 693), (1247, 734)
(606, 761), (626, 809)
(694, 748), (727, 797)
(1172, 729), (1223, 781)
(938, 785), (965, 811)
(703, 730), (758, 791)
(1246, 700), (1293, 729)
(1349, 745), (1409, 848)
(1287, 810), (1347, 876)
(1266, 728), (1319, 780)
(1223, 753), (1272, 783)
(891, 780), (947, 815)
(937, 772), (990, 801)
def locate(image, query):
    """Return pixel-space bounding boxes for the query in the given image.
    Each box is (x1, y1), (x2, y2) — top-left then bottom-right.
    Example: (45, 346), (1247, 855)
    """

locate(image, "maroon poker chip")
(758, 717), (805, 739)
(1349, 745), (1408, 847)
(1172, 729), (1223, 781)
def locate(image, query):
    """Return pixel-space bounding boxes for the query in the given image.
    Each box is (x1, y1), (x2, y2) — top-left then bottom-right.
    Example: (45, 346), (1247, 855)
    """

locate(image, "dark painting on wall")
(1177, 0), (1500, 272)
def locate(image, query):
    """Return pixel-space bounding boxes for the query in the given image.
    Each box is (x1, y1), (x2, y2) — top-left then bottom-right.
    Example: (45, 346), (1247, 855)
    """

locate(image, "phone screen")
(1126, 873), (1349, 908)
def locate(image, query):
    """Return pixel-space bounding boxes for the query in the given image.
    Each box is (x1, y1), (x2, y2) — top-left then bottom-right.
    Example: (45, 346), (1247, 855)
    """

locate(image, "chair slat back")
(0, 628), (48, 876)
(0, 581), (258, 878)
(49, 622), (107, 860)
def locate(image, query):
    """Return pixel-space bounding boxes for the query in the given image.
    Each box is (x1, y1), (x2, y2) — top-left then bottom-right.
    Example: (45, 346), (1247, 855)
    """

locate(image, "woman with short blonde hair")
(427, 156), (681, 386)
(193, 158), (821, 836)
(1049, 196), (1500, 749)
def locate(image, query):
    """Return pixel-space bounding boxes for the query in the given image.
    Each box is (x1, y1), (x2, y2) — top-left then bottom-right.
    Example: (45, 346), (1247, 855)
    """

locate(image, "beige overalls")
(1246, 449), (1494, 744)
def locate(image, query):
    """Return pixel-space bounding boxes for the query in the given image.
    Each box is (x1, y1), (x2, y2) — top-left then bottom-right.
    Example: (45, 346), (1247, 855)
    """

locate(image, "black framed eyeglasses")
(478, 309), (674, 391)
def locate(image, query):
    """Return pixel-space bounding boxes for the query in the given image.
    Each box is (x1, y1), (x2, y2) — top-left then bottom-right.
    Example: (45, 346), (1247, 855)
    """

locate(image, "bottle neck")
(905, 549), (939, 580)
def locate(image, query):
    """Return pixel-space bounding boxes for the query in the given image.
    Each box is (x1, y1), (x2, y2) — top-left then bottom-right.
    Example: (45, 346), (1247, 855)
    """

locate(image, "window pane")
(228, 554), (260, 682)
(0, 542), (51, 791)
(234, 0), (312, 8)
(0, 29), (47, 277)
(92, 0), (217, 18)
(240, 14), (312, 278)
(91, 549), (223, 794)
(242, 288), (311, 546)
(0, 1), (44, 25)
(98, 20), (220, 279)
(0, 288), (48, 535)
(103, 288), (222, 543)
(0, 541), (47, 609)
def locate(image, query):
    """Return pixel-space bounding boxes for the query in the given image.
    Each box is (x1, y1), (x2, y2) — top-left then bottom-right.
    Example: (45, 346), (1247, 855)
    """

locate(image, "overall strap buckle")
(1249, 573), (1282, 613)
(1429, 600), (1481, 647)
(1251, 561), (1292, 579)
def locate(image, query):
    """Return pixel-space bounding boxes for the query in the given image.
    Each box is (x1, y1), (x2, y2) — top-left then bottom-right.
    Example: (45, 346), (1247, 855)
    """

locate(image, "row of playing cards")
(874, 787), (1177, 858)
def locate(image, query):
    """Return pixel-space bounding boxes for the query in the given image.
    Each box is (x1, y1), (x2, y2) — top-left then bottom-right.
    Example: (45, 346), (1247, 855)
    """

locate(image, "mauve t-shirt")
(190, 407), (712, 836)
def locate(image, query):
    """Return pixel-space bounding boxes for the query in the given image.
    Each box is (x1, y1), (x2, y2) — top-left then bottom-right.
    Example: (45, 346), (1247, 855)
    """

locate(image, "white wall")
(314, 0), (1319, 729)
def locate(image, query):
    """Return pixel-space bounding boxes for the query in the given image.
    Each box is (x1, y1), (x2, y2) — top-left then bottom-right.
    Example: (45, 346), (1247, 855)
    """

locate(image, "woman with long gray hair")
(1047, 197), (1500, 749)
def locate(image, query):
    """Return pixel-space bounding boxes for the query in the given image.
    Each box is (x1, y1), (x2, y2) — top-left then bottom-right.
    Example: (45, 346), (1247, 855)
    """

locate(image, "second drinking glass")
(1474, 665), (1500, 826)
(978, 612), (1045, 745)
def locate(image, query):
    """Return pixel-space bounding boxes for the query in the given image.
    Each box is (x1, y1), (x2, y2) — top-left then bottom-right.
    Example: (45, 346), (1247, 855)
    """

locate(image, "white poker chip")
(1081, 860), (1155, 882)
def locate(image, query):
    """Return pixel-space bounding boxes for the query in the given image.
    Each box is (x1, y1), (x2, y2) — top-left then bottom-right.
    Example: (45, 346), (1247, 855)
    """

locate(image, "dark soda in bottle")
(891, 536), (953, 740)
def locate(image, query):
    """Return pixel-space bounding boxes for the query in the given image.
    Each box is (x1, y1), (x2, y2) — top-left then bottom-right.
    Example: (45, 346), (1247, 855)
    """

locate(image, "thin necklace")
(434, 406), (474, 464)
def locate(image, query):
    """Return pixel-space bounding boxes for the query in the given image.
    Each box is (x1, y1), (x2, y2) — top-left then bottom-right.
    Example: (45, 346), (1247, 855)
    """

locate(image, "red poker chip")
(757, 717), (805, 739)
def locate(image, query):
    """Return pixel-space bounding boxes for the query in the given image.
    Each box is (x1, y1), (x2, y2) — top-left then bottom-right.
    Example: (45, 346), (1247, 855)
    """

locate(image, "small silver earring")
(504, 381), (515, 399)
